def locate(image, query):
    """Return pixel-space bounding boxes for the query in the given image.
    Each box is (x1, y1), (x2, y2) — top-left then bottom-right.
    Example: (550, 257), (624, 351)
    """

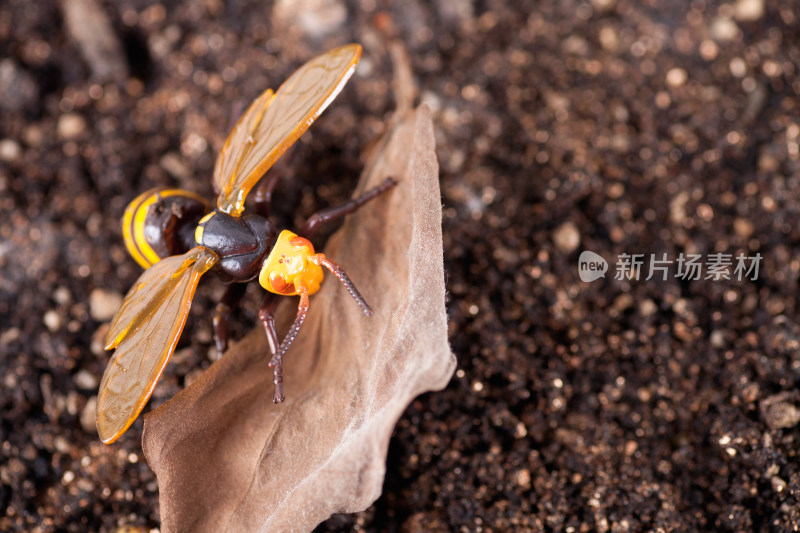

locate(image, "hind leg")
(257, 293), (284, 402)
(254, 147), (298, 218)
(212, 283), (247, 353)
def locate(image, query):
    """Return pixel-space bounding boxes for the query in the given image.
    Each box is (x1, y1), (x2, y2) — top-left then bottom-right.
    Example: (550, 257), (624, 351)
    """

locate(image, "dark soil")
(3, 0), (800, 531)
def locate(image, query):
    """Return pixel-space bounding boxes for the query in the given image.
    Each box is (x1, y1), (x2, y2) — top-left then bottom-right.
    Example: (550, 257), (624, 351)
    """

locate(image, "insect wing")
(105, 247), (212, 349)
(214, 43), (362, 216)
(97, 247), (218, 444)
(211, 88), (274, 198)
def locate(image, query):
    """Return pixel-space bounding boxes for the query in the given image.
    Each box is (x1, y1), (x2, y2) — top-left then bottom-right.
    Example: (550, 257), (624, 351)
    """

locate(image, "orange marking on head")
(268, 271), (295, 295)
(259, 230), (324, 296)
(289, 235), (314, 249)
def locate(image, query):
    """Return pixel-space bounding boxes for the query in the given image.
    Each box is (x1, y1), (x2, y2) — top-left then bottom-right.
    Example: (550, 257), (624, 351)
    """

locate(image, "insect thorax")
(194, 211), (277, 282)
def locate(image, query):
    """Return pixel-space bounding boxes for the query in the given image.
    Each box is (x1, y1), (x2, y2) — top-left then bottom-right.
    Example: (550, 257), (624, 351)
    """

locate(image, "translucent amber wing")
(214, 44), (362, 216)
(105, 247), (213, 349)
(96, 247), (218, 444)
(211, 88), (275, 199)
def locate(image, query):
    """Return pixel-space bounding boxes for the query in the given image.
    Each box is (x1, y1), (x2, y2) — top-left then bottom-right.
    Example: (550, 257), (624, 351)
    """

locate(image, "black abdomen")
(122, 188), (211, 268)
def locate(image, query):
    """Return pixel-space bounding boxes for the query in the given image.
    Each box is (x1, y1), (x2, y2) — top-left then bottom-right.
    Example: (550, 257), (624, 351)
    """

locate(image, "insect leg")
(309, 254), (373, 317)
(253, 171), (283, 219)
(254, 146), (298, 218)
(299, 177), (396, 238)
(267, 285), (310, 403)
(212, 283), (247, 353)
(258, 293), (283, 402)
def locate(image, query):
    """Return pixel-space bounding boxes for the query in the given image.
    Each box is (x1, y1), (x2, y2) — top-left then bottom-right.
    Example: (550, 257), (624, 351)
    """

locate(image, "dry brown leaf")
(141, 100), (455, 532)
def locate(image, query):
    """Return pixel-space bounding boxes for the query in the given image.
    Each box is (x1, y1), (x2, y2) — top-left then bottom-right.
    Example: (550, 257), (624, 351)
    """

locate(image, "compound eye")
(268, 271), (294, 295)
(289, 235), (315, 253)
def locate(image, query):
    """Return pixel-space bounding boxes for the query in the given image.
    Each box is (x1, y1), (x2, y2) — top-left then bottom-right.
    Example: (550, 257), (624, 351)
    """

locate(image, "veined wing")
(97, 247), (218, 444)
(211, 88), (274, 198)
(213, 43), (362, 216)
(105, 246), (217, 349)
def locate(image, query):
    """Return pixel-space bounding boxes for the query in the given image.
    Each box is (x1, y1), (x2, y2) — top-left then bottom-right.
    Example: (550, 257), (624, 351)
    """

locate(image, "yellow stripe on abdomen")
(122, 189), (162, 269)
(122, 188), (210, 269)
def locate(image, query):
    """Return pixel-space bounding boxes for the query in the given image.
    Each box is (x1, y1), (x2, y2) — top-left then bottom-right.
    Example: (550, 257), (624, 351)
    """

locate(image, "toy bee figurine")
(97, 44), (395, 444)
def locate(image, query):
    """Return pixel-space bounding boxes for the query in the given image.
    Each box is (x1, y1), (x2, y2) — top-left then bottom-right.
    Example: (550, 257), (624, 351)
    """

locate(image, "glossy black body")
(142, 193), (278, 282)
(142, 194), (208, 258)
(196, 212), (277, 282)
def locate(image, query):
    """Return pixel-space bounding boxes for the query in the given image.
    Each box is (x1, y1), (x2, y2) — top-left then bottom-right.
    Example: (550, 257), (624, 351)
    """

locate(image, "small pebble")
(710, 329), (725, 348)
(670, 191), (688, 224)
(552, 221), (581, 253)
(170, 346), (195, 365)
(562, 35), (589, 56)
(729, 57), (748, 78)
(699, 39), (719, 60)
(53, 286), (72, 305)
(760, 392), (800, 429)
(598, 26), (619, 52)
(73, 369), (99, 390)
(710, 17), (739, 42)
(43, 310), (62, 332)
(272, 0), (346, 37)
(515, 468), (531, 489)
(741, 382), (760, 404)
(624, 440), (638, 456)
(733, 217), (754, 238)
(160, 152), (191, 179)
(771, 476), (787, 493)
(62, 0), (128, 82)
(54, 436), (72, 454)
(591, 0), (616, 10)
(58, 113), (87, 140)
(0, 59), (39, 112)
(116, 526), (148, 533)
(639, 299), (657, 316)
(80, 396), (98, 433)
(66, 391), (81, 415)
(0, 139), (22, 162)
(613, 293), (634, 312)
(89, 288), (123, 322)
(184, 368), (205, 388)
(22, 124), (43, 147)
(666, 68), (687, 88)
(91, 325), (109, 356)
(734, 0), (764, 21)
(0, 327), (21, 345)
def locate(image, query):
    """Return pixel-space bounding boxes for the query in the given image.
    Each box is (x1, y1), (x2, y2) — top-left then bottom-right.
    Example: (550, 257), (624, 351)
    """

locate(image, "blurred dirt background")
(3, 0), (800, 531)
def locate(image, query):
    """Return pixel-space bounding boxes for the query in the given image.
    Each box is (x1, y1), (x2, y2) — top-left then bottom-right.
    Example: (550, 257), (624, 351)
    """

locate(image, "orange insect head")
(258, 229), (374, 403)
(259, 230), (324, 296)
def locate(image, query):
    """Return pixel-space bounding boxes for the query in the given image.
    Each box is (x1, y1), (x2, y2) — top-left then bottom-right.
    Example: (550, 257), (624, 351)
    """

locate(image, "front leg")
(213, 282), (247, 353)
(257, 293), (283, 402)
(299, 177), (396, 238)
